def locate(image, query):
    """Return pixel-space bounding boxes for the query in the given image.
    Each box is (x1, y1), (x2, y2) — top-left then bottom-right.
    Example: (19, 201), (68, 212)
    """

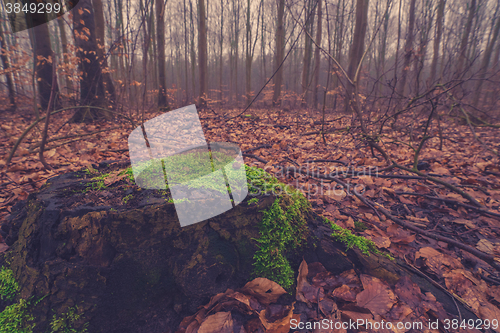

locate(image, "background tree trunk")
(456, 0), (477, 77)
(272, 0), (285, 106)
(198, 0), (208, 107)
(397, 0), (416, 96)
(94, 0), (116, 104)
(312, 0), (322, 109)
(344, 0), (369, 112)
(72, 0), (108, 122)
(27, 11), (60, 111)
(156, 0), (169, 110)
(0, 21), (16, 111)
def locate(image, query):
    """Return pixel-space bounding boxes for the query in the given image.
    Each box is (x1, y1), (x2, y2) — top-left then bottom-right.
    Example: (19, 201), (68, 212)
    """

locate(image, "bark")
(198, 0), (208, 107)
(0, 21), (16, 111)
(376, 1), (389, 96)
(301, 0), (316, 107)
(156, 0), (169, 110)
(455, 0), (477, 77)
(344, 0), (369, 112)
(245, 0), (252, 105)
(429, 0), (445, 84)
(219, 0), (224, 105)
(27, 11), (60, 111)
(71, 0), (108, 122)
(312, 0), (323, 109)
(272, 0), (285, 106)
(94, 0), (116, 104)
(397, 0), (416, 96)
(57, 17), (74, 98)
(472, 6), (500, 107)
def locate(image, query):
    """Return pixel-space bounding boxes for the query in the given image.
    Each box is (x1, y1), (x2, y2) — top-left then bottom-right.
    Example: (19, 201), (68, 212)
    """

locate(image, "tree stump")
(0, 163), (474, 332)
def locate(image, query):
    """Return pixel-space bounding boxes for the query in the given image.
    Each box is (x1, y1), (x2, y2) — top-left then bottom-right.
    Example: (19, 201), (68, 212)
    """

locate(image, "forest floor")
(1, 106), (500, 332)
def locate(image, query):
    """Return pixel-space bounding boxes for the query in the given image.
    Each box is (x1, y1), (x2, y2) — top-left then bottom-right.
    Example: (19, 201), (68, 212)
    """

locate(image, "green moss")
(122, 194), (133, 204)
(0, 298), (35, 333)
(247, 197), (259, 205)
(354, 220), (368, 232)
(0, 266), (18, 302)
(50, 306), (88, 333)
(323, 217), (393, 260)
(250, 168), (309, 292)
(119, 168), (135, 183)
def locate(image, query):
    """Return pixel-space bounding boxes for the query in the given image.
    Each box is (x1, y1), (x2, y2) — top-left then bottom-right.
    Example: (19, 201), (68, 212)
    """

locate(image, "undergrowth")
(0, 298), (35, 333)
(0, 266), (18, 301)
(50, 306), (88, 333)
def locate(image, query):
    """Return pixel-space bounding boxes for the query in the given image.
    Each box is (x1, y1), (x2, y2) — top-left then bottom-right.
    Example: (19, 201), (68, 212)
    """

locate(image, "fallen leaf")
(356, 275), (396, 316)
(241, 278), (286, 305)
(415, 247), (462, 275)
(476, 239), (495, 255)
(296, 259), (324, 306)
(198, 312), (233, 333)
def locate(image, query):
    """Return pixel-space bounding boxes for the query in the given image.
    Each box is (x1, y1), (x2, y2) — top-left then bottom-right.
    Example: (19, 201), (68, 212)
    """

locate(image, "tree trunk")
(397, 0), (416, 96)
(71, 0), (108, 122)
(56, 17), (74, 100)
(312, 0), (323, 109)
(455, 0), (477, 77)
(0, 21), (16, 111)
(301, 0), (315, 107)
(429, 0), (445, 85)
(472, 6), (500, 107)
(27, 11), (60, 111)
(156, 0), (169, 110)
(344, 0), (369, 112)
(198, 0), (208, 107)
(219, 0), (224, 105)
(94, 0), (116, 104)
(245, 0), (252, 105)
(272, 0), (285, 106)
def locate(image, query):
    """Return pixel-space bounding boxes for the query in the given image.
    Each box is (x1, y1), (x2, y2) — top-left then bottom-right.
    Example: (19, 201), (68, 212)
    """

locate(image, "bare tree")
(397, 0), (416, 96)
(272, 0), (285, 106)
(156, 0), (169, 110)
(0, 21), (15, 111)
(312, 0), (322, 109)
(198, 0), (208, 107)
(345, 0), (369, 112)
(456, 0), (477, 77)
(429, 0), (445, 84)
(472, 1), (500, 106)
(72, 0), (108, 122)
(27, 11), (60, 111)
(94, 0), (116, 104)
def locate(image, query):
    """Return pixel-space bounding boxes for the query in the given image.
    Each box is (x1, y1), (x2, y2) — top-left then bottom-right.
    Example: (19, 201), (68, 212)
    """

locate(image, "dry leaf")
(356, 275), (396, 316)
(476, 239), (495, 255)
(241, 278), (286, 305)
(415, 247), (462, 275)
(198, 312), (233, 333)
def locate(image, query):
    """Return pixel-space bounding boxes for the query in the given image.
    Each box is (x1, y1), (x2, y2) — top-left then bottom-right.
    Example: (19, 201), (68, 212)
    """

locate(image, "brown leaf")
(296, 259), (324, 306)
(241, 278), (286, 305)
(198, 312), (233, 333)
(356, 275), (396, 316)
(476, 239), (496, 255)
(415, 247), (462, 275)
(332, 285), (357, 302)
(258, 303), (296, 332)
(0, 243), (9, 253)
(394, 276), (423, 309)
